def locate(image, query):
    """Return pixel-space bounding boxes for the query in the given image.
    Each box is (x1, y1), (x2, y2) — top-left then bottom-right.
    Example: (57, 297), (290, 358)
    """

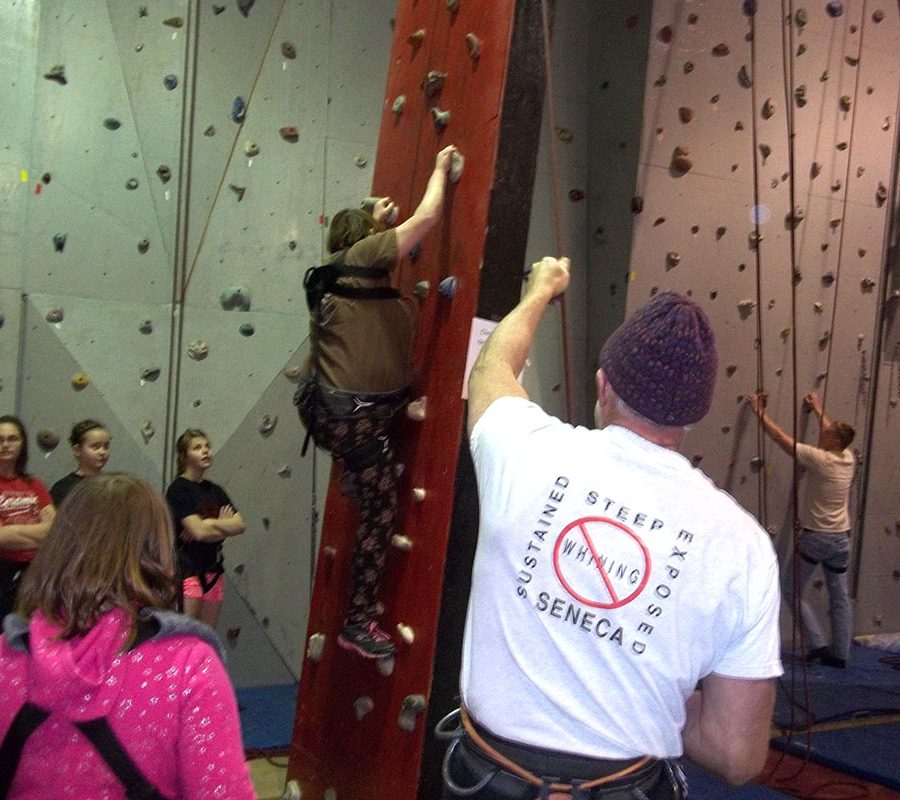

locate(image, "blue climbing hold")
(231, 96), (246, 123)
(163, 74), (178, 90)
(438, 276), (458, 299)
(743, 0), (757, 15)
(826, 1), (843, 17)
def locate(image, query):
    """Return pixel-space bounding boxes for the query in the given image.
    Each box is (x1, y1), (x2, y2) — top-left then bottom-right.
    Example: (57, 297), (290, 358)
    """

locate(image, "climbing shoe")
(338, 621), (395, 658)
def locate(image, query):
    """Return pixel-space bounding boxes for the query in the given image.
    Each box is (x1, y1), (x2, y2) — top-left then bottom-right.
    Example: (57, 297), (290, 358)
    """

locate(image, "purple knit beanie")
(599, 292), (717, 426)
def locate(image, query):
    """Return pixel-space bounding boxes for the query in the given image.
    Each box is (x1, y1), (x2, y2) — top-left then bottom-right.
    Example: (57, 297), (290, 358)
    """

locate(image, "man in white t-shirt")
(442, 258), (782, 800)
(748, 391), (855, 667)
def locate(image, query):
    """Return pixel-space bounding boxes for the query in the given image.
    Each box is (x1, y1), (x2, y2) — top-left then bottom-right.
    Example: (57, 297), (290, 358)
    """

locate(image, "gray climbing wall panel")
(524, 1), (899, 637)
(6, 0), (395, 688)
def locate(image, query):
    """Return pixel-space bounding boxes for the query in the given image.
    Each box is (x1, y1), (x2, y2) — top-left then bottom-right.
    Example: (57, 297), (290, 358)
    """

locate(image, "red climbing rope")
(539, 0), (576, 424)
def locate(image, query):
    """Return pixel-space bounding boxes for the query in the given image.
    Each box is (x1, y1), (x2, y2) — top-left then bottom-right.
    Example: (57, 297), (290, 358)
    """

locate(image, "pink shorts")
(182, 573), (224, 602)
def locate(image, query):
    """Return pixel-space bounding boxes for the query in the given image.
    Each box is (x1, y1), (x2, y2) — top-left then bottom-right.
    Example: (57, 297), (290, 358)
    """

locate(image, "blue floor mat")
(236, 683), (298, 751)
(682, 763), (790, 799)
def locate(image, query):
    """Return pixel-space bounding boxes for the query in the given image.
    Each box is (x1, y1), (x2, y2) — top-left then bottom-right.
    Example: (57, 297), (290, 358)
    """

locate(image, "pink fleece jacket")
(0, 609), (255, 799)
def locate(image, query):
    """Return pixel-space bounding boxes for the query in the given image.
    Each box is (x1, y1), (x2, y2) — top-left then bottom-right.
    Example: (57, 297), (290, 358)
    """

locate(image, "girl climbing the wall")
(166, 429), (245, 628)
(295, 144), (460, 658)
(49, 419), (111, 506)
(0, 415), (55, 621)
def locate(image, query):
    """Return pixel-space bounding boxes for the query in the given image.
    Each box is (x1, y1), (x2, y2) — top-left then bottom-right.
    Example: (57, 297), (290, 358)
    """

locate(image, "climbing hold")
(749, 231), (763, 248)
(391, 533), (413, 551)
(446, 0), (459, 11)
(465, 32), (483, 60)
(392, 95), (406, 115)
(712, 43), (729, 57)
(354, 696), (374, 720)
(228, 184), (246, 202)
(829, 218), (842, 229)
(412, 281), (430, 299)
(709, 94), (719, 105)
(138, 320), (154, 336)
(283, 366), (302, 382)
(306, 633), (325, 662)
(213, 289), (249, 318)
(43, 65), (67, 85)
(231, 97), (246, 124)
(683, 61), (694, 74)
(762, 98), (775, 119)
(671, 146), (692, 174)
(750, 456), (764, 472)
(797, 43), (807, 56)
(738, 65), (752, 88)
(258, 415), (277, 436)
(156, 165), (171, 183)
(137, 238), (150, 254)
(439, 276), (458, 298)
(449, 151), (465, 183)
(819, 331), (831, 349)
(666, 252), (680, 269)
(281, 42), (296, 59)
(737, 299), (756, 317)
(163, 74), (178, 90)
(678, 107), (693, 124)
(103, 118), (122, 131)
(52, 233), (67, 253)
(822, 272), (835, 286)
(396, 624), (415, 645)
(212, 4), (225, 13)
(406, 397), (427, 421)
(244, 141), (259, 157)
(781, 327), (792, 339)
(691, 455), (703, 468)
(795, 8), (808, 27)
(412, 487), (426, 503)
(861, 277), (876, 291)
(279, 126), (299, 143)
(716, 226), (726, 240)
(45, 308), (64, 324)
(810, 162), (822, 179)
(631, 196), (643, 213)
(239, 322), (254, 337)
(203, 125), (216, 137)
(794, 85), (807, 107)
(873, 9), (885, 22)
(759, 144), (771, 162)
(568, 189), (585, 202)
(188, 340), (209, 361)
(883, 117), (892, 131)
(786, 206), (805, 227)
(35, 429), (60, 453)
(162, 16), (183, 28)
(397, 695), (426, 732)
(709, 290), (718, 300)
(831, 180), (842, 192)
(856, 166), (865, 178)
(354, 155), (367, 168)
(726, 365), (738, 377)
(71, 373), (90, 391)
(876, 183), (887, 206)
(236, 0), (255, 17)
(826, 1), (844, 17)
(654, 75), (666, 87)
(126, 178), (139, 190)
(431, 107), (450, 129)
(734, 121), (743, 131)
(839, 94), (852, 112)
(836, 141), (848, 152)
(657, 25), (673, 43)
(422, 71), (446, 99)
(407, 28), (425, 46)
(858, 248), (867, 257)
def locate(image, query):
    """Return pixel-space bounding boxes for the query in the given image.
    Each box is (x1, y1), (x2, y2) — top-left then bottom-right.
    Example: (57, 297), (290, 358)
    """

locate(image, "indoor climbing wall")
(5, 0), (395, 687)
(286, 2), (529, 799)
(620, 1), (900, 632)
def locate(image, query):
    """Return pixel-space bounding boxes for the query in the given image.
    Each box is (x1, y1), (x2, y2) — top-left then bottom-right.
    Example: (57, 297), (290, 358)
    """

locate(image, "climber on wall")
(295, 144), (460, 658)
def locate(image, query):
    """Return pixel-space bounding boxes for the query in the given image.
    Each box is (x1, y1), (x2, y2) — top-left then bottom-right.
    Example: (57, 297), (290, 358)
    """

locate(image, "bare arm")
(467, 257), (570, 437)
(0, 505), (55, 552)
(804, 391), (832, 429)
(178, 514), (227, 543)
(394, 145), (456, 259)
(748, 394), (795, 455)
(210, 506), (245, 538)
(683, 674), (775, 786)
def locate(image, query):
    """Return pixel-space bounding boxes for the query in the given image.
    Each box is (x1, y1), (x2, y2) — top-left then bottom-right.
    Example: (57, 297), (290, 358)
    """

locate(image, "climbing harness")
(437, 708), (684, 800)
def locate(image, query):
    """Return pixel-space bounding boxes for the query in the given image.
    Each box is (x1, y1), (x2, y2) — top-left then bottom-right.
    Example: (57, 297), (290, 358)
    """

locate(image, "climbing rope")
(539, 0), (576, 424)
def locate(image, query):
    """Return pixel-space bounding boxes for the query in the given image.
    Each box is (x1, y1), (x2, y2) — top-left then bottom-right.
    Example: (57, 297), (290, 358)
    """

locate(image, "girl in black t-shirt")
(165, 429), (244, 627)
(49, 419), (111, 507)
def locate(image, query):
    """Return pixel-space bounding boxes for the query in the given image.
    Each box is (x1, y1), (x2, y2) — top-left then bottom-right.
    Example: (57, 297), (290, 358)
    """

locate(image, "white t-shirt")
(795, 443), (854, 532)
(461, 397), (783, 760)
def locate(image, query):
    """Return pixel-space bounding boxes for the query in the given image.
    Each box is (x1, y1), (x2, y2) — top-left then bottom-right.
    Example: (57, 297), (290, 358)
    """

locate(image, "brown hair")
(175, 428), (208, 473)
(327, 208), (383, 253)
(16, 473), (177, 641)
(831, 420), (855, 450)
(69, 418), (107, 447)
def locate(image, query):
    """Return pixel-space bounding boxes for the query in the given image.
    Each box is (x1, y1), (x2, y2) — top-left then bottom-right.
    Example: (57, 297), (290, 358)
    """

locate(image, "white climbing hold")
(411, 487), (426, 502)
(396, 623), (415, 645)
(188, 340), (209, 361)
(376, 655), (395, 676)
(449, 151), (465, 183)
(406, 397), (427, 421)
(391, 533), (413, 551)
(398, 695), (426, 732)
(354, 696), (374, 720)
(281, 780), (301, 800)
(307, 633), (325, 662)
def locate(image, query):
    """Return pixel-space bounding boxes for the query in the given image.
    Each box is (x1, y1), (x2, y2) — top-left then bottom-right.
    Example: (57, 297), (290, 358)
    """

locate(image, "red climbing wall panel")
(287, 2), (520, 799)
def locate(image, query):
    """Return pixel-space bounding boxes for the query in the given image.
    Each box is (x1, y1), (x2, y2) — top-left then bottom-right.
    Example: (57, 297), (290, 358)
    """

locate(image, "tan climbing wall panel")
(0, 291), (23, 407)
